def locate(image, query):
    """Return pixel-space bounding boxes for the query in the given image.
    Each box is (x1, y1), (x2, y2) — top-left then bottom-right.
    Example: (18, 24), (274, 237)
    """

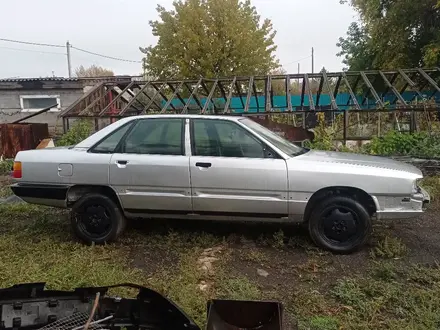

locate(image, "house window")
(20, 95), (60, 112)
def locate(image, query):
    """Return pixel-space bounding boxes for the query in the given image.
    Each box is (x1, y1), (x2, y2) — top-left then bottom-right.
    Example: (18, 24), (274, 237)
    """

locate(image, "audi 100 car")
(10, 115), (430, 253)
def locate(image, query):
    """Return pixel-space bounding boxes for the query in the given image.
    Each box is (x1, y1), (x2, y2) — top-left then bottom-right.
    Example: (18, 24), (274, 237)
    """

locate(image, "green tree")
(337, 22), (376, 70)
(338, 0), (440, 69)
(141, 0), (279, 79)
(75, 65), (114, 77)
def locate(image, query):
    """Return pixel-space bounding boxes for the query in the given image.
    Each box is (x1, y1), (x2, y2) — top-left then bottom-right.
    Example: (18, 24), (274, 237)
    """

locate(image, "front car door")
(189, 118), (288, 217)
(106, 117), (192, 213)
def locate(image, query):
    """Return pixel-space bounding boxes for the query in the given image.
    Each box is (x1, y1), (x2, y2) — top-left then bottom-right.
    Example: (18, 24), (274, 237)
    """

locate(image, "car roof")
(127, 114), (243, 121)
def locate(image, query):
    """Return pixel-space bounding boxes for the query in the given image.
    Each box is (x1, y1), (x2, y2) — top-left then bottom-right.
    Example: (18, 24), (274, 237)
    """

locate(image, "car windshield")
(239, 117), (307, 157)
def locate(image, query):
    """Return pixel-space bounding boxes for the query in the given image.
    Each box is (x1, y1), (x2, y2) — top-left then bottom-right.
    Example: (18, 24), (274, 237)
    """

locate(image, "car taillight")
(12, 161), (22, 178)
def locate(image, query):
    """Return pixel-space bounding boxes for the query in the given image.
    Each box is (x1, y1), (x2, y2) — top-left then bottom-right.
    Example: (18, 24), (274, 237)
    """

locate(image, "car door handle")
(195, 162), (212, 168)
(116, 160), (129, 168)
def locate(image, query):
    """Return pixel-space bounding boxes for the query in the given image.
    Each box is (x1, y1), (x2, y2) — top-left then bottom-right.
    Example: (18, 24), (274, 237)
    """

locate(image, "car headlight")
(412, 179), (422, 194)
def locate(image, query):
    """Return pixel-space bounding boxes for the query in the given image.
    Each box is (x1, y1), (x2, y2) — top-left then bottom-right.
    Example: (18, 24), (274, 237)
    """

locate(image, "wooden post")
(377, 112), (381, 137)
(410, 110), (416, 133)
(62, 117), (68, 134)
(343, 110), (348, 145)
(94, 118), (99, 132)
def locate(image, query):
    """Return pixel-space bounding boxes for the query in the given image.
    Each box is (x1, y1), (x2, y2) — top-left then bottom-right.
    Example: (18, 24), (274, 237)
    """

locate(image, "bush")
(362, 131), (440, 158)
(0, 159), (13, 176)
(305, 113), (348, 151)
(57, 120), (93, 147)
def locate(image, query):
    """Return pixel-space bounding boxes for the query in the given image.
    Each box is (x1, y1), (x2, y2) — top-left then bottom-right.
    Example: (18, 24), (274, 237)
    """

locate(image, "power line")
(71, 46), (142, 63)
(0, 37), (64, 48)
(0, 37), (142, 63)
(0, 46), (66, 55)
(284, 55), (312, 67)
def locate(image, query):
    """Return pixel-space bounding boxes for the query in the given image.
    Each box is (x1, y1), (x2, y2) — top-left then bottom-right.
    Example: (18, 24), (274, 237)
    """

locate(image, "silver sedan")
(11, 115), (430, 253)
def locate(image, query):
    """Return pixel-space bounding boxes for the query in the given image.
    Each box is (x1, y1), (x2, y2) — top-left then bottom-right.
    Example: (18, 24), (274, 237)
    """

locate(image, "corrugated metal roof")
(0, 76), (134, 83)
(0, 77), (79, 82)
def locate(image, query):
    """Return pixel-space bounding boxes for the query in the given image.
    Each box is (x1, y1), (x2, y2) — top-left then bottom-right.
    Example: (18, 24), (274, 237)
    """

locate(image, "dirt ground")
(127, 200), (440, 329)
(1, 174), (439, 329)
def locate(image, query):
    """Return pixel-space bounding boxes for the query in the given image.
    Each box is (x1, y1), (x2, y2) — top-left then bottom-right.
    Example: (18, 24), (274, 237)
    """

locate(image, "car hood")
(295, 150), (422, 176)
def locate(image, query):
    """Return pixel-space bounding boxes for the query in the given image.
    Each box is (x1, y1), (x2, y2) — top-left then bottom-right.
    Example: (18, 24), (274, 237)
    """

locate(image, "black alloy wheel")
(71, 193), (126, 244)
(76, 204), (112, 239)
(308, 196), (372, 254)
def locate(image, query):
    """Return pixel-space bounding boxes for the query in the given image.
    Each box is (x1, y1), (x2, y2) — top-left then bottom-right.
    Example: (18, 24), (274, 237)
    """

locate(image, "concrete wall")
(0, 89), (84, 134)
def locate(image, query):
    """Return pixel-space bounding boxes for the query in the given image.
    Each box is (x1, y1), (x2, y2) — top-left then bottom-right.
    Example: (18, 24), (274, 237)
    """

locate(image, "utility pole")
(66, 41), (72, 78)
(297, 63), (300, 74)
(311, 47), (314, 74)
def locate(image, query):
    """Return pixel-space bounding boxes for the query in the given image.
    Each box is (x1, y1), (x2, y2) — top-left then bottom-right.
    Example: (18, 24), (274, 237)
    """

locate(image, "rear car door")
(189, 118), (288, 217)
(108, 118), (192, 212)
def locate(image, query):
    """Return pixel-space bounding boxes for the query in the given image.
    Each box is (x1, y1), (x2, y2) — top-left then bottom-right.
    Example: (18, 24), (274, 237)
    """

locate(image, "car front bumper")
(375, 187), (430, 220)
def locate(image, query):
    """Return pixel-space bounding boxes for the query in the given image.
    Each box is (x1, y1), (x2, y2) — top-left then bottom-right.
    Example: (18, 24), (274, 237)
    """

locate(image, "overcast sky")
(0, 0), (358, 79)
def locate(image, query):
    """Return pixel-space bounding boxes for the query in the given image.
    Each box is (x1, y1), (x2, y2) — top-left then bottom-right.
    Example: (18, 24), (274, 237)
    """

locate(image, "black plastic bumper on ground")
(0, 283), (286, 330)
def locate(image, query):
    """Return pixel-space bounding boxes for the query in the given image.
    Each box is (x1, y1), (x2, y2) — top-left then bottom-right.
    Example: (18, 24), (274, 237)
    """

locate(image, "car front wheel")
(308, 196), (372, 254)
(70, 193), (126, 244)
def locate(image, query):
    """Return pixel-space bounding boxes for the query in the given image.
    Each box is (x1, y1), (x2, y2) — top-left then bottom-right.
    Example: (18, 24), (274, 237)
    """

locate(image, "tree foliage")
(75, 65), (114, 77)
(338, 0), (440, 69)
(141, 0), (279, 79)
(57, 120), (93, 146)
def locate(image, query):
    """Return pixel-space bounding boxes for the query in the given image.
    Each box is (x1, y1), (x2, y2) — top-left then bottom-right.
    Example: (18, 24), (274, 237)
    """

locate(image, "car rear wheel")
(308, 196), (372, 254)
(70, 193), (126, 244)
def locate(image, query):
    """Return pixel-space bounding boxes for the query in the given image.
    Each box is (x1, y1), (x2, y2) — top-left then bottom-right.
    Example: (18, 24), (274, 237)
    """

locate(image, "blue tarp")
(161, 91), (439, 112)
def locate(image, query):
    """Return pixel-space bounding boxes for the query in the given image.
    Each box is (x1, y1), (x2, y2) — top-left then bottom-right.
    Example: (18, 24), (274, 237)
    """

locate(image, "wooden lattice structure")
(59, 68), (440, 141)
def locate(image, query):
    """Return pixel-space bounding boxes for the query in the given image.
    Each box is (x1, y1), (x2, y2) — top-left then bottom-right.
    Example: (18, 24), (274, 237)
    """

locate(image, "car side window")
(121, 118), (184, 155)
(90, 122), (134, 154)
(192, 119), (265, 158)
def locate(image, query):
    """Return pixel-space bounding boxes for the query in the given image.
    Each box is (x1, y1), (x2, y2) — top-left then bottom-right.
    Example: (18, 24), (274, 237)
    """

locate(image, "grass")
(308, 316), (339, 330)
(370, 236), (408, 259)
(421, 175), (440, 203)
(241, 249), (270, 264)
(0, 184), (11, 198)
(1, 176), (440, 329)
(0, 203), (232, 328)
(282, 261), (440, 329)
(329, 263), (440, 329)
(0, 204), (144, 291)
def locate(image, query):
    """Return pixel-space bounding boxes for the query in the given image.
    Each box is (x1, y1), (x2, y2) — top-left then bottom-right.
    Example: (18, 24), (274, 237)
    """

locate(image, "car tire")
(308, 196), (372, 254)
(70, 193), (126, 245)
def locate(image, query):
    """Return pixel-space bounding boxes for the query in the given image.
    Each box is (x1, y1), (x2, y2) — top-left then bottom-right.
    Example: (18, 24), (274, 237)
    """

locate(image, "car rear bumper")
(375, 187), (430, 220)
(10, 183), (69, 208)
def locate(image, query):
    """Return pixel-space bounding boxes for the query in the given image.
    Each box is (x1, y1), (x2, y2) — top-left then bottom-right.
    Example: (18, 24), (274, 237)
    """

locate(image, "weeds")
(147, 250), (211, 327)
(308, 316), (339, 330)
(1, 182), (439, 329)
(0, 185), (11, 198)
(371, 262), (398, 282)
(0, 159), (12, 176)
(216, 276), (261, 301)
(271, 229), (285, 249)
(371, 236), (407, 259)
(0, 203), (218, 328)
(421, 176), (440, 202)
(0, 205), (145, 293)
(242, 249), (270, 264)
(330, 267), (440, 329)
